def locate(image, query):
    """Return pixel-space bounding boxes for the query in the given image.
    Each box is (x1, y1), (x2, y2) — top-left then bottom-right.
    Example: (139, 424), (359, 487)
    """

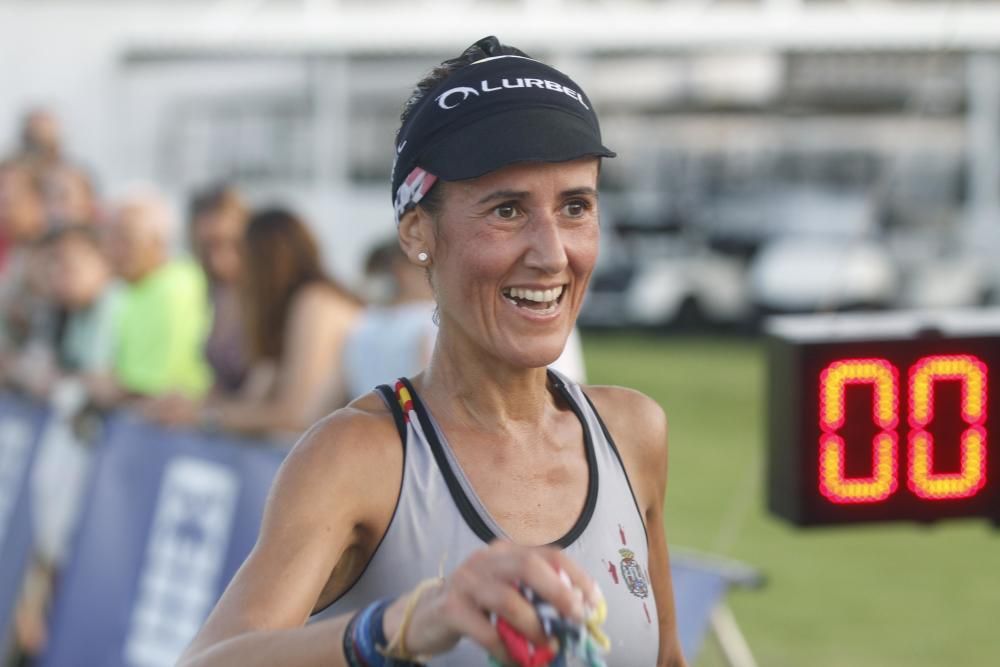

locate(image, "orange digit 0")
(819, 358), (899, 504)
(908, 355), (988, 500)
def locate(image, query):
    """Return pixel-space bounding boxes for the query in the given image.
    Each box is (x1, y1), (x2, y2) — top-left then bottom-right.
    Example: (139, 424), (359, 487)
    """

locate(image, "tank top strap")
(375, 383), (407, 440)
(547, 368), (648, 537)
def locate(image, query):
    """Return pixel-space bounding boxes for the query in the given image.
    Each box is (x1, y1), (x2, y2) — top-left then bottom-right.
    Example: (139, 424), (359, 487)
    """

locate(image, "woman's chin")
(497, 339), (567, 371)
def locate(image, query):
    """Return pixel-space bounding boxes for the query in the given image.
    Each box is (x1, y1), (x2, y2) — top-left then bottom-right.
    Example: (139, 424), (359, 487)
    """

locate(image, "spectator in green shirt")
(87, 188), (211, 406)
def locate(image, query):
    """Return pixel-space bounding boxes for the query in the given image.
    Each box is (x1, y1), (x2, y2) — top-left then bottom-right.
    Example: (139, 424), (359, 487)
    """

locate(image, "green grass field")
(582, 333), (1000, 667)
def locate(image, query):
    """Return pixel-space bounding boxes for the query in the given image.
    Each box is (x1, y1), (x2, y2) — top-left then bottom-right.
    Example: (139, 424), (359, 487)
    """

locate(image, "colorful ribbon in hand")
(489, 579), (609, 667)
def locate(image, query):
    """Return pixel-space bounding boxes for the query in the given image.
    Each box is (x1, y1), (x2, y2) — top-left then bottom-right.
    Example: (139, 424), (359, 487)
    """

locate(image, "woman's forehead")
(448, 158), (600, 200)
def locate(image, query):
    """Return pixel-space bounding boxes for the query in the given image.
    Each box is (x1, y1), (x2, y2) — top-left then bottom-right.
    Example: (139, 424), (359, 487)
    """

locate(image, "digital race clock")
(766, 309), (1000, 526)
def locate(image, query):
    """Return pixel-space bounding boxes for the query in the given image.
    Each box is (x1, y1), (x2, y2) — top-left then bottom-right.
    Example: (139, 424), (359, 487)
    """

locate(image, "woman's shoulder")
(579, 385), (668, 508)
(277, 390), (404, 499)
(581, 384), (668, 439)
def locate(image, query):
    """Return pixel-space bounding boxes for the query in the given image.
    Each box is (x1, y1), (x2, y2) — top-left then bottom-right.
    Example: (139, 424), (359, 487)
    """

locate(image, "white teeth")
(503, 285), (565, 303)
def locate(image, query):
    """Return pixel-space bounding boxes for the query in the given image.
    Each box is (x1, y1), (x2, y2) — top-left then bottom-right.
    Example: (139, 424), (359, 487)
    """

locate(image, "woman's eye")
(494, 204), (519, 219)
(564, 200), (590, 217)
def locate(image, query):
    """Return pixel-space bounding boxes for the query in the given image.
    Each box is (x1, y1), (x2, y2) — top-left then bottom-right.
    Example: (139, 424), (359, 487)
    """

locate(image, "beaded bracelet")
(342, 598), (427, 667)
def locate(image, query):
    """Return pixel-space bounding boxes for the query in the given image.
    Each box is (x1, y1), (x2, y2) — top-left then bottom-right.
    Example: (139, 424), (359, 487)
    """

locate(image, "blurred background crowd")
(0, 108), (456, 437)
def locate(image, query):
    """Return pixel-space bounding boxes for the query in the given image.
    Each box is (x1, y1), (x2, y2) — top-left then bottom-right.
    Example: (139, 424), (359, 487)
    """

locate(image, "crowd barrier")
(0, 394), (758, 666)
(39, 413), (285, 667)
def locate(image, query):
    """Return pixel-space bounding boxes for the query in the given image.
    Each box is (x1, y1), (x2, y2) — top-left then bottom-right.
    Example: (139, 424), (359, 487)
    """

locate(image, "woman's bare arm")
(179, 401), (402, 666)
(587, 386), (689, 667)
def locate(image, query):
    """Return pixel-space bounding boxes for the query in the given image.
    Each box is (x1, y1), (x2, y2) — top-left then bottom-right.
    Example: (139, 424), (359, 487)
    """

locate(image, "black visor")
(391, 51), (615, 204)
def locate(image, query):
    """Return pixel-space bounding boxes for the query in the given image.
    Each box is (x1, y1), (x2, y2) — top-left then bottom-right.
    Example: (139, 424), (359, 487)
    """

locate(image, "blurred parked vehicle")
(747, 188), (899, 313)
(580, 216), (751, 329)
(749, 236), (898, 312)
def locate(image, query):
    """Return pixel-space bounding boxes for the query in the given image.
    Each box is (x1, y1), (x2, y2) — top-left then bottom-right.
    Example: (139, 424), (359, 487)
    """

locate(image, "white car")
(749, 236), (898, 312)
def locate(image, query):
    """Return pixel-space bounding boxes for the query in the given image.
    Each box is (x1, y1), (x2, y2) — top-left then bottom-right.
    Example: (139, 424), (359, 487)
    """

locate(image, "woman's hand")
(384, 540), (602, 665)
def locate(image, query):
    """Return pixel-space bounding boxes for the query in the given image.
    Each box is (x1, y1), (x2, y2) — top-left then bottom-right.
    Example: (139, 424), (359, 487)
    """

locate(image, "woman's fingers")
(484, 543), (596, 623)
(403, 542), (597, 661)
(540, 547), (604, 610)
(465, 573), (547, 646)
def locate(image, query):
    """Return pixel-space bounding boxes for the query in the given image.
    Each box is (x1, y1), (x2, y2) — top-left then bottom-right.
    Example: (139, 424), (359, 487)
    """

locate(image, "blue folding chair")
(39, 414), (286, 667)
(0, 394), (49, 654)
(671, 550), (765, 667)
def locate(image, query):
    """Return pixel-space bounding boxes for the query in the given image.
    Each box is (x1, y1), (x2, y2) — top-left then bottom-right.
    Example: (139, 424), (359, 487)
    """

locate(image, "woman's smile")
(500, 283), (567, 318)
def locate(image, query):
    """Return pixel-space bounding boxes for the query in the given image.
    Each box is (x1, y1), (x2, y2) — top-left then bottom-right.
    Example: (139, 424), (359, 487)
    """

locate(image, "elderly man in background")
(87, 188), (212, 406)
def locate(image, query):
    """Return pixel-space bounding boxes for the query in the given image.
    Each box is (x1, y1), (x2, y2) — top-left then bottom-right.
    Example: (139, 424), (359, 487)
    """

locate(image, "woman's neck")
(419, 325), (555, 432)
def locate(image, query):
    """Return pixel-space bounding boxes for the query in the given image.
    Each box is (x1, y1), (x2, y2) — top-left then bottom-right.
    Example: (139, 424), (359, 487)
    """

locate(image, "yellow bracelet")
(379, 577), (443, 662)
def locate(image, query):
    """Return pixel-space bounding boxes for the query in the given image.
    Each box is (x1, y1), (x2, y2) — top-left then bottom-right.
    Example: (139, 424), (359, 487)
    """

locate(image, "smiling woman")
(178, 36), (687, 667)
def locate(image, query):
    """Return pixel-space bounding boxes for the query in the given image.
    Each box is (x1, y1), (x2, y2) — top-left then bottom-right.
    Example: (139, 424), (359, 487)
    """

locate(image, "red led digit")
(818, 358), (899, 504)
(908, 355), (988, 500)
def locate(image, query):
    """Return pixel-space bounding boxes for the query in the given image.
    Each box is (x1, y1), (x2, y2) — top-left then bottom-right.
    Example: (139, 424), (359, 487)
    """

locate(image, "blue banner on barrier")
(671, 559), (730, 662)
(40, 415), (286, 667)
(0, 394), (49, 645)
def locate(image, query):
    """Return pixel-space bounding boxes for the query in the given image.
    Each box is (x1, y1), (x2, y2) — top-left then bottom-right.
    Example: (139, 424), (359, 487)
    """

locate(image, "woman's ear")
(397, 206), (436, 266)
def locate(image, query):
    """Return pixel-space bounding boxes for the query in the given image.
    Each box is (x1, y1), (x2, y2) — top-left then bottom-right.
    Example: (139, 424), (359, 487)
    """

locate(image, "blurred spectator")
(188, 184), (249, 394)
(147, 207), (361, 437)
(12, 108), (97, 226)
(48, 225), (122, 375)
(342, 239), (437, 399)
(5, 226), (123, 399)
(17, 108), (63, 173)
(40, 163), (98, 227)
(0, 160), (54, 357)
(88, 188), (211, 406)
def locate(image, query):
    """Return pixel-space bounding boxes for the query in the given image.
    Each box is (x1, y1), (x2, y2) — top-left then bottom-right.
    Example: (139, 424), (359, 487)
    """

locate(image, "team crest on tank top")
(603, 523), (654, 626)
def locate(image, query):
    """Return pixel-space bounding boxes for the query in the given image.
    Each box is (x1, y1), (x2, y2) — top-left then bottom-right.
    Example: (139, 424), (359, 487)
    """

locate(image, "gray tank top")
(312, 370), (659, 666)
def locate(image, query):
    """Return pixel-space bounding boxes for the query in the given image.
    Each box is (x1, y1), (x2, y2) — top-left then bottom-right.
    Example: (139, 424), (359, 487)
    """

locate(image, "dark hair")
(241, 207), (357, 361)
(188, 183), (247, 228)
(364, 238), (405, 276)
(397, 37), (530, 216)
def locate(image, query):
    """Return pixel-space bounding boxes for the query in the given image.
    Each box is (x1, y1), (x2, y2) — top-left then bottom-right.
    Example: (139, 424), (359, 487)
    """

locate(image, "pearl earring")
(417, 251), (429, 263)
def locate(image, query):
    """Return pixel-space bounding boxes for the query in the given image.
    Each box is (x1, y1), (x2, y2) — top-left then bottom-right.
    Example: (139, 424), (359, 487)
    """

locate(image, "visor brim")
(418, 107), (615, 182)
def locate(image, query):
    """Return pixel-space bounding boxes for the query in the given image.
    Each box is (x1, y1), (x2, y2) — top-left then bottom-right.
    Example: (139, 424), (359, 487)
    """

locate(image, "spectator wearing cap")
(87, 188), (211, 406)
